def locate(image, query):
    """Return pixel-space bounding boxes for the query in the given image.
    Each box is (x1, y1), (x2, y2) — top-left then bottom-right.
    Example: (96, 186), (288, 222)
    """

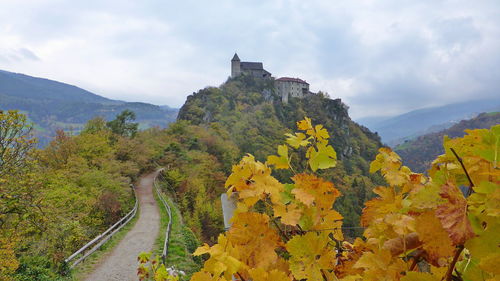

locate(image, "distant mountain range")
(394, 112), (500, 173)
(0, 69), (178, 145)
(356, 98), (500, 146)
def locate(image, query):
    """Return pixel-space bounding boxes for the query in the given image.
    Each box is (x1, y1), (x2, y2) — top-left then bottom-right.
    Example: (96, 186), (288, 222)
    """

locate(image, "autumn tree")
(0, 110), (36, 176)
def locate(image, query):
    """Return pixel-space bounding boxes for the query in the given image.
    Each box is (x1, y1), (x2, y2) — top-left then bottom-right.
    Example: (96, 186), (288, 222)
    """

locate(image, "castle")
(230, 53), (310, 103)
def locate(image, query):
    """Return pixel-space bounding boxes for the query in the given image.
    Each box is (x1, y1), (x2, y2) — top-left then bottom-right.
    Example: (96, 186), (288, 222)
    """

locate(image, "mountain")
(177, 75), (385, 236)
(0, 69), (178, 144)
(395, 112), (500, 173)
(358, 98), (500, 146)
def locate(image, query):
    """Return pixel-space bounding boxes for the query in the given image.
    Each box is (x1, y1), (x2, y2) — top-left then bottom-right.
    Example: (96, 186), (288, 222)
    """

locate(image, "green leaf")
(281, 184), (295, 204)
(307, 142), (337, 171)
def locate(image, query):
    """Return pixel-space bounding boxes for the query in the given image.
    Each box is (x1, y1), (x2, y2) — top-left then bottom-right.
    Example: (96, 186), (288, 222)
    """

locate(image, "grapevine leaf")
(267, 145), (290, 169)
(190, 272), (228, 281)
(382, 232), (422, 256)
(361, 187), (402, 227)
(307, 142), (337, 171)
(465, 221), (500, 264)
(285, 132), (310, 148)
(274, 202), (302, 225)
(401, 272), (441, 281)
(479, 253), (500, 276)
(292, 173), (341, 211)
(409, 184), (441, 211)
(227, 212), (282, 269)
(353, 249), (406, 280)
(225, 154), (283, 207)
(291, 187), (315, 206)
(436, 182), (475, 245)
(313, 124), (330, 142)
(193, 234), (242, 279)
(248, 268), (290, 281)
(286, 232), (336, 281)
(297, 116), (313, 131)
(280, 183), (294, 204)
(415, 211), (455, 266)
(369, 148), (410, 186)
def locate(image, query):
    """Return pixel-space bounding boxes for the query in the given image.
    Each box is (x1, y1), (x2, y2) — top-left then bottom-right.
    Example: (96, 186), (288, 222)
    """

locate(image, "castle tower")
(231, 53), (241, 77)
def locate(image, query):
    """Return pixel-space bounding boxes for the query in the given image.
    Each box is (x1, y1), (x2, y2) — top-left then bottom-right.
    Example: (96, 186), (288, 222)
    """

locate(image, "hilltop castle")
(231, 53), (272, 79)
(230, 53), (310, 103)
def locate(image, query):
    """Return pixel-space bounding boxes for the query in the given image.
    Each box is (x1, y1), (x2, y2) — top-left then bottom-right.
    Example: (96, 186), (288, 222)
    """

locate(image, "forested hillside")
(178, 75), (385, 236)
(0, 70), (178, 145)
(395, 112), (500, 173)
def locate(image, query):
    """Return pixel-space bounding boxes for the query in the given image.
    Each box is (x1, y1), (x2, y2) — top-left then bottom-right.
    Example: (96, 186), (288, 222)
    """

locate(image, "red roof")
(276, 77), (309, 85)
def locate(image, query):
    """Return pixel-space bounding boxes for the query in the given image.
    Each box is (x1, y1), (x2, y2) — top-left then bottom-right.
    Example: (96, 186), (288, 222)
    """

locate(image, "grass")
(153, 178), (202, 280)
(64, 200), (140, 280)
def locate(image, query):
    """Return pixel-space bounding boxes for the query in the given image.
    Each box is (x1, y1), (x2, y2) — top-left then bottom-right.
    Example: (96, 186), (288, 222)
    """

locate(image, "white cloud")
(0, 0), (498, 118)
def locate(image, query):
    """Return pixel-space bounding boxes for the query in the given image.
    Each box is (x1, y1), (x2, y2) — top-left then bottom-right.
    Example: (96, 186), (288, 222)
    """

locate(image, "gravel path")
(84, 171), (161, 281)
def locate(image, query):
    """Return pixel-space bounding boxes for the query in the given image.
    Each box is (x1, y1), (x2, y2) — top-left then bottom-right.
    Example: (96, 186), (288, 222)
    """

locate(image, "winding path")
(84, 171), (161, 281)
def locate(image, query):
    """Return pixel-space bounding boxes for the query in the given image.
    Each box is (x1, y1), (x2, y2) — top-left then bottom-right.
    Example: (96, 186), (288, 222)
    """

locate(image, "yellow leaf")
(415, 211), (455, 266)
(354, 249), (406, 281)
(267, 145), (290, 169)
(193, 234), (242, 279)
(227, 212), (282, 269)
(274, 202), (303, 225)
(401, 272), (441, 281)
(292, 173), (341, 211)
(286, 232), (336, 280)
(361, 186), (402, 227)
(297, 116), (313, 131)
(369, 148), (410, 186)
(248, 268), (290, 281)
(225, 154), (284, 208)
(285, 132), (310, 148)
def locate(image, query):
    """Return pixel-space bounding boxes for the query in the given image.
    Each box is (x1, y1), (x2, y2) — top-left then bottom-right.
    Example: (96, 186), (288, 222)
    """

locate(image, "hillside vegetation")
(187, 117), (500, 281)
(178, 75), (385, 236)
(395, 112), (500, 173)
(0, 110), (159, 280)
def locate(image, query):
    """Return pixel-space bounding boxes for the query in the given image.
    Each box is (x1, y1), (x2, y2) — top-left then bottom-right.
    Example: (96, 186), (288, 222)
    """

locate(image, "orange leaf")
(436, 182), (475, 245)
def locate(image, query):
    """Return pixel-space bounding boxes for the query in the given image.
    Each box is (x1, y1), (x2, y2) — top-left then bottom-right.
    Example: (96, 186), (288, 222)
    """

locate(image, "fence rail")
(64, 185), (138, 269)
(153, 168), (173, 265)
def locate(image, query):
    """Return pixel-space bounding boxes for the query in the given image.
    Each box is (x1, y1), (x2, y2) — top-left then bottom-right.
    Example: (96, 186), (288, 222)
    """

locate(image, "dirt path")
(84, 171), (161, 281)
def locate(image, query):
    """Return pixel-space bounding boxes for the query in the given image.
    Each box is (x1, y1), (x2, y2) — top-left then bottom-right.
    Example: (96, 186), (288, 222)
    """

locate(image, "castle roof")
(276, 77), (309, 85)
(240, 61), (264, 70)
(232, 53), (240, 61)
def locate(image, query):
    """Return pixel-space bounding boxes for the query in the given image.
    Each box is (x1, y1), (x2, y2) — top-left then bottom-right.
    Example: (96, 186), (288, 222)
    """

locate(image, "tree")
(106, 110), (139, 138)
(0, 111), (38, 280)
(0, 110), (36, 176)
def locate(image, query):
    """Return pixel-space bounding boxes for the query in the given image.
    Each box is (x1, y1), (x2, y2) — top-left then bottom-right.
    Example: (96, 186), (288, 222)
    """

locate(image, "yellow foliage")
(188, 119), (499, 281)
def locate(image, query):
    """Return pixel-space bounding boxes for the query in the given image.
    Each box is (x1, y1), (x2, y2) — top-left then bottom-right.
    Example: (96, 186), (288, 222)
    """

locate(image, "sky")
(0, 0), (499, 119)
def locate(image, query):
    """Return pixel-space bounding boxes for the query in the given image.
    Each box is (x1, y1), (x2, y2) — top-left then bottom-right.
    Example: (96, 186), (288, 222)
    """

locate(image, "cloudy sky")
(1, 0), (499, 119)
